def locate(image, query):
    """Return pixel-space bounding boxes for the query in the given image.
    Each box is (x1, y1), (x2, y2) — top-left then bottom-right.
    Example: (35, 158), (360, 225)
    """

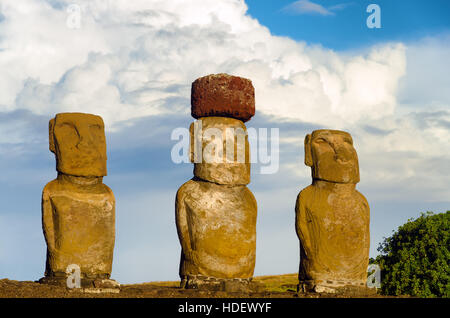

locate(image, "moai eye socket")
(58, 122), (79, 139)
(59, 122), (75, 129)
(89, 124), (104, 139)
(315, 138), (327, 143)
(343, 137), (353, 144)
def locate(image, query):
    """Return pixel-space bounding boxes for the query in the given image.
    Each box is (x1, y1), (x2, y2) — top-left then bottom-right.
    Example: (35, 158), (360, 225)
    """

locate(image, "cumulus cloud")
(0, 0), (406, 128)
(398, 33), (450, 109)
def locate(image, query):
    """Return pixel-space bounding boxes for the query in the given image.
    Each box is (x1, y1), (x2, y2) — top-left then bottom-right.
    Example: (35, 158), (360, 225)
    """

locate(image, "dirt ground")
(0, 274), (391, 298)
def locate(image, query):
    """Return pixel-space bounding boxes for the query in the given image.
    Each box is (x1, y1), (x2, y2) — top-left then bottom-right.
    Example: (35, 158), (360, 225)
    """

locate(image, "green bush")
(375, 211), (449, 298)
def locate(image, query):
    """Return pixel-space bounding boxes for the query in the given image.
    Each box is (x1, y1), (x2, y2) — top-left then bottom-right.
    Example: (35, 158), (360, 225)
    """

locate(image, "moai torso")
(42, 176), (115, 278)
(296, 130), (370, 293)
(176, 74), (257, 291)
(176, 180), (257, 279)
(40, 113), (117, 288)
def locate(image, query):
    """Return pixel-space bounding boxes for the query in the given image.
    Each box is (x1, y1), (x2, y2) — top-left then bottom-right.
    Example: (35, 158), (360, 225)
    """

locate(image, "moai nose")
(333, 141), (354, 163)
(76, 125), (94, 149)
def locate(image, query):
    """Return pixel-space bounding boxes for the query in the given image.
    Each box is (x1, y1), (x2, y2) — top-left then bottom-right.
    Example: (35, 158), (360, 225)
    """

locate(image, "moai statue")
(176, 74), (258, 292)
(295, 129), (370, 293)
(40, 113), (118, 289)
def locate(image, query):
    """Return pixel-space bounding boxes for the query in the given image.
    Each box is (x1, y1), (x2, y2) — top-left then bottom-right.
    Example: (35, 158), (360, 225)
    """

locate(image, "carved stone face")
(49, 113), (107, 177)
(305, 129), (360, 183)
(190, 117), (250, 185)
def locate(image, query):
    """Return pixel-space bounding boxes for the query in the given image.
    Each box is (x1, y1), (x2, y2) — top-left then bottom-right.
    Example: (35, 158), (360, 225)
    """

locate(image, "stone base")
(39, 275), (120, 290)
(73, 287), (120, 294)
(181, 275), (258, 292)
(298, 279), (377, 296)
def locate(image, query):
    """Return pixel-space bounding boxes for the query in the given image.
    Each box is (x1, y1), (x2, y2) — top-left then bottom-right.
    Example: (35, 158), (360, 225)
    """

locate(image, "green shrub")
(375, 211), (449, 297)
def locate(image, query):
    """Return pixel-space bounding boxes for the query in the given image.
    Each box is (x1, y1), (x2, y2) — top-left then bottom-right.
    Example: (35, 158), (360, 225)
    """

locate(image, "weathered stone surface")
(176, 179), (257, 285)
(191, 74), (255, 122)
(296, 129), (370, 293)
(180, 275), (254, 292)
(177, 81), (257, 291)
(41, 113), (116, 287)
(190, 117), (250, 185)
(49, 112), (107, 177)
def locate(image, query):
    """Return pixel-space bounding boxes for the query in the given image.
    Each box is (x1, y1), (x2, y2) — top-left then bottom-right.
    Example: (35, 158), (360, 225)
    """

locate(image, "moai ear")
(304, 134), (313, 167)
(49, 118), (56, 154)
(189, 122), (195, 163)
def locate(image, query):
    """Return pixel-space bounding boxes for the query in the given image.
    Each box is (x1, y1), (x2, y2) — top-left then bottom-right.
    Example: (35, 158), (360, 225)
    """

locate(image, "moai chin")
(176, 74), (258, 292)
(39, 113), (118, 289)
(295, 129), (370, 293)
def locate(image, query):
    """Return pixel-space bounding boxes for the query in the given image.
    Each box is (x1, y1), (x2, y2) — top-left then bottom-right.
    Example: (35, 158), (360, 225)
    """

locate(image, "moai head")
(189, 117), (250, 185)
(49, 113), (107, 177)
(304, 129), (360, 183)
(190, 74), (255, 185)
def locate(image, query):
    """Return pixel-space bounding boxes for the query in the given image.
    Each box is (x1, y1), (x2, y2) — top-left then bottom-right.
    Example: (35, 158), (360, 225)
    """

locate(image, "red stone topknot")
(191, 73), (255, 122)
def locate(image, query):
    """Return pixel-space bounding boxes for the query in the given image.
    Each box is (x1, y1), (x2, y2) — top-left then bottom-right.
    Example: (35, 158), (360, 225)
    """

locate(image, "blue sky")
(246, 0), (450, 50)
(0, 0), (449, 284)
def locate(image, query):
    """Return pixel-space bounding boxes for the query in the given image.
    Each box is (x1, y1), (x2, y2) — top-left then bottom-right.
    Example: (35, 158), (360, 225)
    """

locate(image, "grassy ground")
(252, 274), (299, 293)
(147, 273), (298, 292)
(0, 273), (386, 298)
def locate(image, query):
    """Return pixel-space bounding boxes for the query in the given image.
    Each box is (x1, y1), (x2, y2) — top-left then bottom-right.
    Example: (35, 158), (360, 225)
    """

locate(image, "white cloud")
(281, 0), (353, 16)
(282, 0), (334, 16)
(0, 0), (407, 128)
(398, 33), (450, 109)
